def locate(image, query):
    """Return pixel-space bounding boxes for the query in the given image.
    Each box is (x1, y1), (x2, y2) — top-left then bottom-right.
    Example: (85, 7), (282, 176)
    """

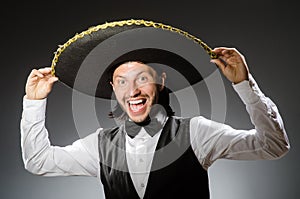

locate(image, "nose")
(129, 81), (141, 98)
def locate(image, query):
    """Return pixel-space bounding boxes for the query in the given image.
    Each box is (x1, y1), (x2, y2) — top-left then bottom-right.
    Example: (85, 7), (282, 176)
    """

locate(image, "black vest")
(98, 117), (209, 199)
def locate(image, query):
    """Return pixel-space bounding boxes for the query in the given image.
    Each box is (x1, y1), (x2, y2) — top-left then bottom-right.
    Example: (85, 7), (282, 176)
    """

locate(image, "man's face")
(111, 62), (165, 123)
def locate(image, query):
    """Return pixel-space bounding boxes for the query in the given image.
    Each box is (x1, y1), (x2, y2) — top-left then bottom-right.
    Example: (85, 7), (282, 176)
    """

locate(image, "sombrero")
(51, 19), (217, 99)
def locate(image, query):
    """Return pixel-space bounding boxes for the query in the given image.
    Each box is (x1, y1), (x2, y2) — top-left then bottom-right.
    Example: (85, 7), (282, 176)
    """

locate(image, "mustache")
(124, 94), (149, 102)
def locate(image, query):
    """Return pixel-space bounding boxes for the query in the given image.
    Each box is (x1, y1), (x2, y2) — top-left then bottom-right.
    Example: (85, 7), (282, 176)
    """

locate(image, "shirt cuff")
(22, 96), (47, 122)
(232, 74), (263, 105)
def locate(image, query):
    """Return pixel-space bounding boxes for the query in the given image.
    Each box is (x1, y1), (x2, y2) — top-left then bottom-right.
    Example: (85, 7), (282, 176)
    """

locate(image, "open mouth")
(128, 99), (147, 113)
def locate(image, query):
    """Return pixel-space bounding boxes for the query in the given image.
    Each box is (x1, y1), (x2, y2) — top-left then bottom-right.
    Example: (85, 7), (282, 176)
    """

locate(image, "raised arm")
(190, 48), (290, 169)
(21, 67), (99, 177)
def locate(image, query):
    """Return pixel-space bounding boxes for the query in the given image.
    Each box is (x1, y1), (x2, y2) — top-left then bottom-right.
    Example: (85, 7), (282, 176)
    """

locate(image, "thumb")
(46, 76), (59, 91)
(49, 76), (59, 84)
(210, 59), (226, 73)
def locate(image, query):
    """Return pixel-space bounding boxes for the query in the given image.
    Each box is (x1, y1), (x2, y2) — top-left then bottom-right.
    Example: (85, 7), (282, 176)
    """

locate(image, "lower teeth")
(131, 103), (143, 111)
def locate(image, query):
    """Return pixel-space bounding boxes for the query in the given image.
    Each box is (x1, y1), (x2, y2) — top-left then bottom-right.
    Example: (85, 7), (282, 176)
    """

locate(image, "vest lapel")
(144, 117), (190, 197)
(147, 117), (191, 173)
(143, 117), (209, 199)
(99, 126), (140, 199)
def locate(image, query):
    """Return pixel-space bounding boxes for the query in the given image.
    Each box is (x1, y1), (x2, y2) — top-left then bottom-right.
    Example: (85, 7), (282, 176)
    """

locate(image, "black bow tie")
(125, 118), (162, 138)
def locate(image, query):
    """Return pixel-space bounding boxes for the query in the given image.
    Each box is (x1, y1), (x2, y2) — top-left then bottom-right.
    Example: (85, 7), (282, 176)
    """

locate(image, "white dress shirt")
(20, 74), (290, 198)
(126, 128), (162, 198)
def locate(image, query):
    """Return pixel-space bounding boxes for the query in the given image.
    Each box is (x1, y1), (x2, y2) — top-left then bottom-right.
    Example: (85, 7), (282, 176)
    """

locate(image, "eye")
(117, 79), (127, 87)
(137, 76), (148, 83)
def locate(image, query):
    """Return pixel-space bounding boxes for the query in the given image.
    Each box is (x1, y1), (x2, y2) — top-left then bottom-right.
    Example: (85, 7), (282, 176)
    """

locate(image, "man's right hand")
(25, 67), (59, 100)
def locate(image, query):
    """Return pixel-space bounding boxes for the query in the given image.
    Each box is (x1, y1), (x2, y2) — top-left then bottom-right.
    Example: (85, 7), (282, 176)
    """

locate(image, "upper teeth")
(129, 99), (143, 105)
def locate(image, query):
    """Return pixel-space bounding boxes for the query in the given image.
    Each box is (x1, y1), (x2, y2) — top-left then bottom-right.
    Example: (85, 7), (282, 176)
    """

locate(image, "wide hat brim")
(51, 19), (217, 99)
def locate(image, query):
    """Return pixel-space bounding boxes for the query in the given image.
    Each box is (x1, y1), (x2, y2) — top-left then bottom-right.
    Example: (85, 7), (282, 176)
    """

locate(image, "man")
(21, 20), (290, 199)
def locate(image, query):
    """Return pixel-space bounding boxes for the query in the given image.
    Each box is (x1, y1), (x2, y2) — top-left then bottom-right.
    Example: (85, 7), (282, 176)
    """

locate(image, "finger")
(211, 48), (225, 56)
(210, 58), (226, 72)
(226, 56), (240, 65)
(30, 69), (44, 78)
(38, 67), (52, 74)
(223, 49), (243, 59)
(211, 48), (233, 60)
(49, 76), (59, 84)
(221, 50), (238, 60)
(26, 76), (39, 87)
(46, 77), (59, 91)
(212, 47), (234, 53)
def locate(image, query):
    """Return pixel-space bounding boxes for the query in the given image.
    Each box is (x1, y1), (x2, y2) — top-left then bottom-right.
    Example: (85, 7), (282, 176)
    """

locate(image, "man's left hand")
(210, 47), (249, 84)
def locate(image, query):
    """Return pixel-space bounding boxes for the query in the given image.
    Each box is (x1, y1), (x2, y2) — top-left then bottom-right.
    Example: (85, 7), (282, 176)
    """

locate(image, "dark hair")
(108, 86), (174, 121)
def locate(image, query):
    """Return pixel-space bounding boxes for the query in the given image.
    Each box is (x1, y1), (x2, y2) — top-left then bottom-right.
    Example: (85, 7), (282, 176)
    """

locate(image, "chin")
(129, 114), (149, 123)
(126, 104), (151, 123)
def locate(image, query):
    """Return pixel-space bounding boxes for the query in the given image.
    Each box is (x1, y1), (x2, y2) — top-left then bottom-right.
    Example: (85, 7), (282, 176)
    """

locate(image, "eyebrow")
(114, 75), (126, 79)
(114, 71), (152, 80)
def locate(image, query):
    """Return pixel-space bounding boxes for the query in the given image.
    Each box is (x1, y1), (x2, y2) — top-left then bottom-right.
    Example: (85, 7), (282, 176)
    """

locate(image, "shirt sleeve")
(20, 97), (100, 177)
(190, 74), (290, 170)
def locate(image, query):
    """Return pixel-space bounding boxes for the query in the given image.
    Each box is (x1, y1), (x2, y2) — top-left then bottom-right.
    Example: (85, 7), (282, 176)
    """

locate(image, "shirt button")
(141, 183), (145, 188)
(139, 158), (144, 163)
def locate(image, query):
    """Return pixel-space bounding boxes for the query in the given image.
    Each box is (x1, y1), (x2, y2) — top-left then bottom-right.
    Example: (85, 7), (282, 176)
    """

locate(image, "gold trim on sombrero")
(51, 19), (217, 76)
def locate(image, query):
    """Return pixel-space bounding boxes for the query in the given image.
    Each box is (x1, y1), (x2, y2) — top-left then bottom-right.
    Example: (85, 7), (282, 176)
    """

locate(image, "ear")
(110, 81), (115, 91)
(158, 72), (166, 91)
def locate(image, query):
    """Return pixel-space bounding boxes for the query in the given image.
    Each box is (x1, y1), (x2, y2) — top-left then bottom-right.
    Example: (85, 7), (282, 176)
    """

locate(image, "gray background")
(1, 0), (299, 198)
